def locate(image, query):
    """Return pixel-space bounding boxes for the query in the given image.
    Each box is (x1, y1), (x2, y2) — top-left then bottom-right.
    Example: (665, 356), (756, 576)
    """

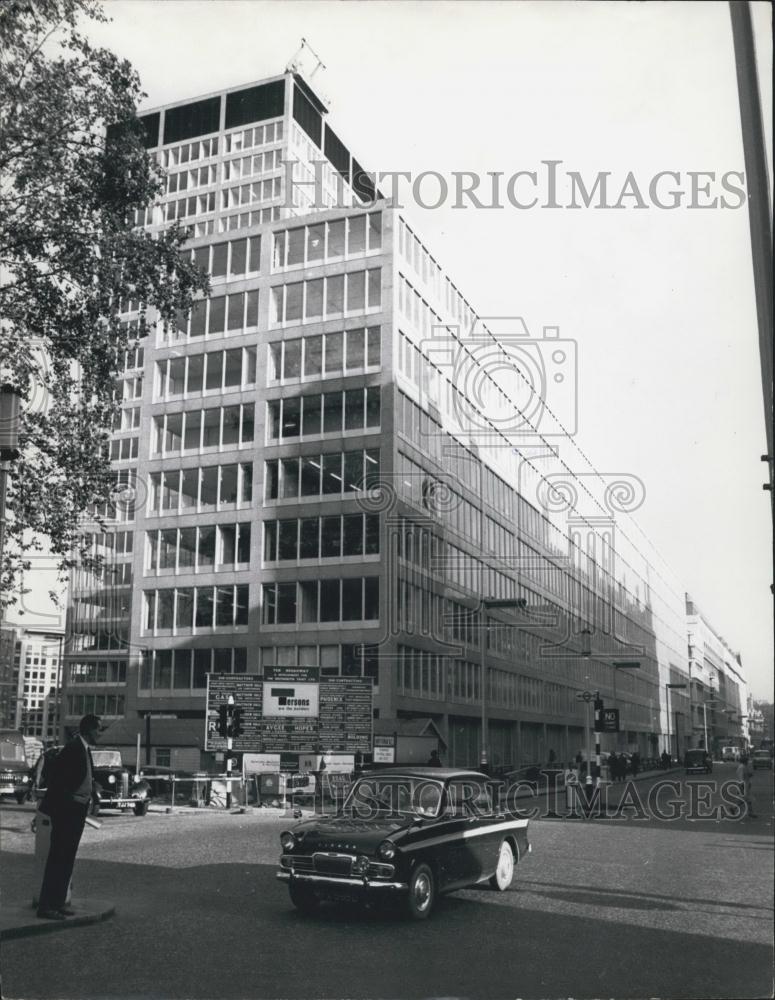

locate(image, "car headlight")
(21, 775), (29, 783)
(108, 775), (116, 784)
(377, 840), (395, 860)
(352, 855), (370, 874)
(280, 831), (296, 852)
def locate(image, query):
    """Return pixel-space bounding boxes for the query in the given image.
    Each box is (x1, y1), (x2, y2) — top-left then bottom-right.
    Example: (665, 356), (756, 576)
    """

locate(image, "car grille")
(312, 852), (354, 876)
(121, 773), (129, 797)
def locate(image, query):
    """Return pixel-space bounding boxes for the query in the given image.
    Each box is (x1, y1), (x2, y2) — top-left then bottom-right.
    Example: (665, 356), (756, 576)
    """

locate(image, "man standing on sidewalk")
(36, 714), (101, 919)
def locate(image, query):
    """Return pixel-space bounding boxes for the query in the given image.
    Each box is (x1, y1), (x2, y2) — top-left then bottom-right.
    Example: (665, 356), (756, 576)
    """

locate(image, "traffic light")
(231, 707), (243, 738)
(218, 704), (229, 738)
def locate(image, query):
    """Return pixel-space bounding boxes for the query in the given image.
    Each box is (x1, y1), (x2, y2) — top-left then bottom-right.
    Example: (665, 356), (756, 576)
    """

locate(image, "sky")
(19, 1), (773, 698)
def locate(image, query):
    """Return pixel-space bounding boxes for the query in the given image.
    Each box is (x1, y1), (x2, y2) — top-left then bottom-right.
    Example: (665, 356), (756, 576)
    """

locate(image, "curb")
(0, 900), (116, 941)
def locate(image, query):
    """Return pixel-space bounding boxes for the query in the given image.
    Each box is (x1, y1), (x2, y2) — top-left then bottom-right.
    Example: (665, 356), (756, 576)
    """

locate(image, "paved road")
(1, 764), (772, 999)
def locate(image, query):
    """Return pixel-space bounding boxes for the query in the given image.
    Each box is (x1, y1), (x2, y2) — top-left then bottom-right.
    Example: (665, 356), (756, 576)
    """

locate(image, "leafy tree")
(0, 0), (208, 607)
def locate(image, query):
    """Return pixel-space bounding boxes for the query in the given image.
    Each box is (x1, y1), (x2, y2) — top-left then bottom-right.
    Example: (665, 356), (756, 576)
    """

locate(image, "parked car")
(721, 746), (737, 762)
(91, 749), (151, 816)
(0, 729), (32, 804)
(684, 749), (713, 774)
(751, 750), (772, 770)
(277, 767), (531, 920)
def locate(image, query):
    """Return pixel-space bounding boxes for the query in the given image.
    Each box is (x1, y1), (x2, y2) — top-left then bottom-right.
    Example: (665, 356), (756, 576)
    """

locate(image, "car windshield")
(686, 751), (706, 761)
(91, 750), (122, 768)
(343, 776), (443, 818)
(753, 752), (769, 758)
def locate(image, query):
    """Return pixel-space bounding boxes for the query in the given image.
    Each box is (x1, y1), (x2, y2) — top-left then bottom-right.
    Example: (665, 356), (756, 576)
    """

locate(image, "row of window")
(115, 375), (143, 402)
(272, 213), (382, 269)
(165, 191), (216, 222)
(147, 520), (252, 571)
(190, 235), (261, 279)
(166, 164), (217, 196)
(148, 463), (252, 514)
(395, 390), (483, 498)
(144, 584), (250, 631)
(139, 647), (248, 690)
(398, 217), (478, 340)
(155, 347), (257, 398)
(221, 176), (282, 211)
(263, 513), (380, 562)
(261, 577), (379, 625)
(223, 119), (283, 154)
(119, 343), (144, 372)
(147, 523), (251, 572)
(170, 289), (260, 341)
(66, 694), (124, 717)
(84, 531), (134, 556)
(68, 661), (128, 685)
(112, 407), (140, 432)
(259, 642), (379, 681)
(264, 448), (380, 500)
(266, 387), (381, 440)
(109, 437), (138, 462)
(219, 205), (280, 234)
(223, 148), (282, 182)
(270, 269), (381, 325)
(268, 327), (381, 382)
(397, 451), (482, 547)
(152, 404), (254, 455)
(161, 135), (220, 168)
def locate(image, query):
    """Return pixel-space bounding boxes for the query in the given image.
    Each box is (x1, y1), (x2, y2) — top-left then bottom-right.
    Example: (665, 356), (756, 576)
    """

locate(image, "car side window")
(446, 779), (493, 818)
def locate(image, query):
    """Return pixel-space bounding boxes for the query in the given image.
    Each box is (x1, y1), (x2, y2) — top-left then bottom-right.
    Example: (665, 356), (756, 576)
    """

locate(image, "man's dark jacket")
(40, 737), (91, 817)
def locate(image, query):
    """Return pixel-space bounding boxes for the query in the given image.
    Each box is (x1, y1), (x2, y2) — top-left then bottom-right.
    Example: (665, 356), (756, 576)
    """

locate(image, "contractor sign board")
(205, 669), (373, 753)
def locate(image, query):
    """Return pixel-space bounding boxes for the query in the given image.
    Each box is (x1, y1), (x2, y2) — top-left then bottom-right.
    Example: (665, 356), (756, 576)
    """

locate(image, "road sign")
(599, 708), (620, 733)
(576, 691), (593, 702)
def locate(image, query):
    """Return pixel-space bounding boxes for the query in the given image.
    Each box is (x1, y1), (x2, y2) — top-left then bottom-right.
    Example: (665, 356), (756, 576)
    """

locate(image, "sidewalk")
(0, 900), (115, 941)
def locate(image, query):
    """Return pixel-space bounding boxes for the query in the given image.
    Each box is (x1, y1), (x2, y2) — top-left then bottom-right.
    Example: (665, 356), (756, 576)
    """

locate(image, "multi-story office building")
(686, 594), (747, 755)
(64, 69), (708, 768)
(1, 623), (65, 741)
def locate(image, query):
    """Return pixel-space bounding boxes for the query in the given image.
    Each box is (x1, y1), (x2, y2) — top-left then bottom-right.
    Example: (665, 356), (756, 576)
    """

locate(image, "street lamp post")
(479, 597), (526, 769)
(666, 683), (687, 759)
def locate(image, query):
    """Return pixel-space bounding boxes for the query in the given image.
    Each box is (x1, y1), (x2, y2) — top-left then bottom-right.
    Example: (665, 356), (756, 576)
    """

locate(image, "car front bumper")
(277, 871), (408, 893)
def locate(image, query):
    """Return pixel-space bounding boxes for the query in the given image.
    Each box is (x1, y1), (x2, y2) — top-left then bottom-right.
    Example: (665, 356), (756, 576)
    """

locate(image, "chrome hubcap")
(413, 873), (431, 910)
(497, 845), (514, 885)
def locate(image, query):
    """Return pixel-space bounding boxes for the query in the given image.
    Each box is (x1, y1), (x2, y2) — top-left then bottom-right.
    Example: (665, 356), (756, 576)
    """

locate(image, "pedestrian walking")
(631, 751), (640, 777)
(36, 714), (101, 920)
(608, 752), (618, 783)
(735, 754), (756, 818)
(564, 762), (580, 816)
(661, 750), (670, 770)
(427, 749), (442, 767)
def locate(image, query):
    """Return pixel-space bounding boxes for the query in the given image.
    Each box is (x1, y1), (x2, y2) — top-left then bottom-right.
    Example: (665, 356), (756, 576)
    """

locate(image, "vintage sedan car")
(277, 768), (531, 920)
(684, 749), (713, 774)
(91, 749), (151, 816)
(751, 750), (773, 770)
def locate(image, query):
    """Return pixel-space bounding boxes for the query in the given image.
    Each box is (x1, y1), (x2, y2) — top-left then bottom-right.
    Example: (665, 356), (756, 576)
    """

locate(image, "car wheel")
(489, 840), (516, 891)
(407, 863), (435, 920)
(134, 801), (149, 817)
(289, 882), (319, 914)
(15, 792), (26, 804)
